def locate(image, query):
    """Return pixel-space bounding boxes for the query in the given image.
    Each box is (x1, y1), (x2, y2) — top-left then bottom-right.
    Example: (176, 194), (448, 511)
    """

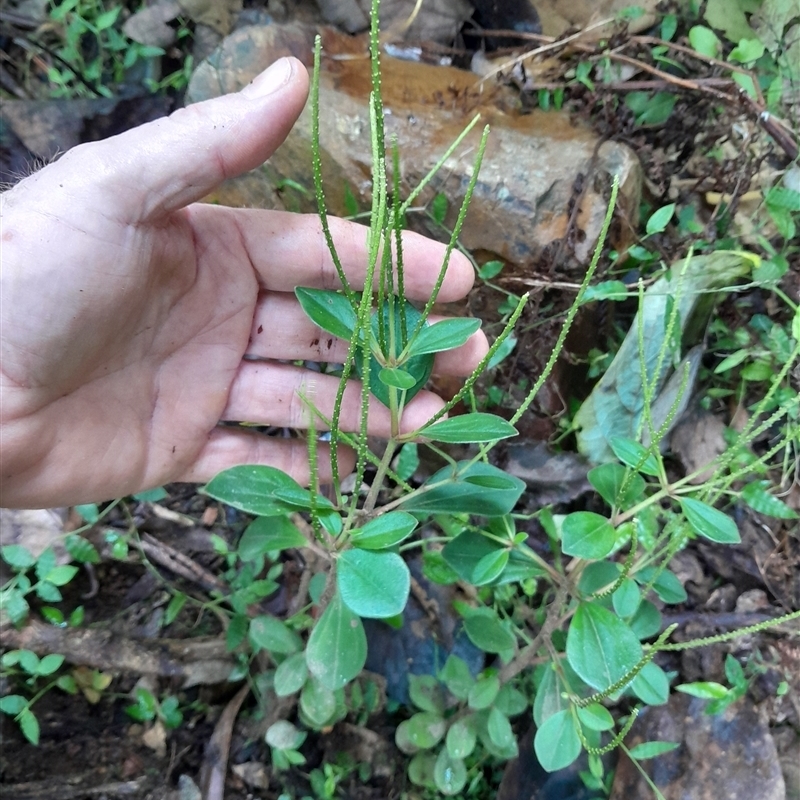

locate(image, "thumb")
(75, 58), (309, 221)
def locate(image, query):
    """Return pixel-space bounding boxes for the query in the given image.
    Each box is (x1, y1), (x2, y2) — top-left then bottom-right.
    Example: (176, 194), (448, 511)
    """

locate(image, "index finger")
(192, 206), (475, 303)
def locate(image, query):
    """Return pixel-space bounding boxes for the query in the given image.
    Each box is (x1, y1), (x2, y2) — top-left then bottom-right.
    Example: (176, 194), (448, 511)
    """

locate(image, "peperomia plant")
(199, 1), (800, 795)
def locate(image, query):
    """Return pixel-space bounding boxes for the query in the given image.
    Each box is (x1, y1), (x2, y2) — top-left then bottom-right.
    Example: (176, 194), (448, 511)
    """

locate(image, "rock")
(504, 441), (592, 506)
(610, 693), (786, 800)
(0, 95), (174, 165)
(535, 0), (659, 38)
(317, 0), (472, 40)
(670, 408), (727, 484)
(123, 0), (182, 48)
(186, 24), (641, 272)
(362, 557), (483, 705)
(0, 507), (68, 559)
(498, 725), (610, 800)
(773, 727), (800, 800)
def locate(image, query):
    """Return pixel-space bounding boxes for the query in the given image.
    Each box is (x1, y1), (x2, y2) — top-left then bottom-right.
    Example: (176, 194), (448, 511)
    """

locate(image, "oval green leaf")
(420, 413), (518, 444)
(612, 578), (641, 618)
(487, 707), (515, 749)
(238, 516), (307, 560)
(409, 674), (445, 714)
(274, 652), (308, 697)
(534, 710), (581, 772)
(248, 615), (302, 655)
(203, 465), (305, 517)
(609, 437), (660, 476)
(434, 748), (467, 796)
(408, 752), (437, 786)
(580, 280), (629, 304)
(358, 301), (434, 407)
(468, 674), (500, 710)
(64, 535), (100, 565)
(1, 545), (36, 570)
(471, 549), (509, 586)
(463, 608), (516, 654)
(495, 684), (528, 717)
(351, 511), (418, 550)
(295, 287), (357, 341)
(401, 462), (525, 516)
(379, 367), (418, 390)
(300, 677), (337, 727)
(627, 740), (680, 760)
(588, 463), (645, 509)
(631, 662), (670, 706)
(534, 665), (568, 727)
(741, 483), (798, 519)
(337, 549), (410, 619)
(680, 497), (740, 544)
(0, 695), (27, 715)
(305, 590), (367, 691)
(446, 717), (477, 759)
(675, 681), (729, 700)
(407, 318), (481, 357)
(566, 602), (643, 691)
(577, 703), (614, 731)
(266, 719), (305, 750)
(440, 654), (474, 700)
(396, 711), (446, 752)
(629, 599), (662, 640)
(561, 512), (616, 560)
(636, 567), (687, 604)
(19, 708), (40, 745)
(646, 203), (675, 235)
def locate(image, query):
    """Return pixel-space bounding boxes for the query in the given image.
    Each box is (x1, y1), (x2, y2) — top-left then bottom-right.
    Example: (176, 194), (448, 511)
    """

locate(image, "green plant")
(0, 650), (72, 744)
(0, 492), (168, 744)
(676, 653), (751, 715)
(41, 0), (191, 98)
(1, 541), (87, 627)
(190, 3), (800, 796)
(0, 493), (135, 628)
(125, 686), (183, 729)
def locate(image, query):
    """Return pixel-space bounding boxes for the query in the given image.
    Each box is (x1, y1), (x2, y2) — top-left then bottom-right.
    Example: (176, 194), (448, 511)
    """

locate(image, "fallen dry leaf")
(231, 762), (269, 789)
(178, 0), (242, 34)
(142, 720), (168, 757)
(122, 0), (182, 47)
(0, 507), (68, 560)
(670, 408), (727, 484)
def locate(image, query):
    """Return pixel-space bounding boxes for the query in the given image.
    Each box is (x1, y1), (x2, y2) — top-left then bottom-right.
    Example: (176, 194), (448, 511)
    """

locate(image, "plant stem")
(363, 440), (398, 514)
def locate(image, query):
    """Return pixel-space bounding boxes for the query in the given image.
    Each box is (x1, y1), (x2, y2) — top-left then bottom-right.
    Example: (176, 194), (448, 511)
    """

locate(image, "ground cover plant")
(179, 1), (800, 794)
(1, 1), (798, 797)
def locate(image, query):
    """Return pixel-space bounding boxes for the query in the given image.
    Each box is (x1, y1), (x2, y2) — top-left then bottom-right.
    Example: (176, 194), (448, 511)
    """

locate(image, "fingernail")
(242, 57), (293, 99)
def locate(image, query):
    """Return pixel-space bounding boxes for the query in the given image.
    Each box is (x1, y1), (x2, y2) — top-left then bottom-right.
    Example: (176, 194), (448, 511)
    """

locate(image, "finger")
(177, 428), (355, 486)
(54, 58), (309, 222)
(193, 206), (475, 302)
(247, 293), (489, 376)
(221, 362), (446, 435)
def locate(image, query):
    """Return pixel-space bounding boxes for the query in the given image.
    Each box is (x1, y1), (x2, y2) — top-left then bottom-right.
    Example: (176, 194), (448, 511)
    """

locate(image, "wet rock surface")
(498, 725), (608, 800)
(610, 693), (786, 800)
(186, 23), (641, 272)
(362, 557), (483, 705)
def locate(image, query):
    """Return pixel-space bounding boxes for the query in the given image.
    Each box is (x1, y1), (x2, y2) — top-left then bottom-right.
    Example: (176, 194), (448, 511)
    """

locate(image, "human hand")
(0, 58), (488, 508)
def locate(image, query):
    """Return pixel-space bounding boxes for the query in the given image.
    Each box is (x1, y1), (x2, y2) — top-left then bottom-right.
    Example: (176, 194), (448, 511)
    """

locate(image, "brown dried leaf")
(178, 0), (242, 35)
(670, 409), (727, 484)
(122, 0), (182, 47)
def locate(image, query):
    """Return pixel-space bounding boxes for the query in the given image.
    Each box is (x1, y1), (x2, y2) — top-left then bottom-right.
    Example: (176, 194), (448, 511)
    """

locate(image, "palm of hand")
(0, 59), (485, 508)
(2, 183), (261, 504)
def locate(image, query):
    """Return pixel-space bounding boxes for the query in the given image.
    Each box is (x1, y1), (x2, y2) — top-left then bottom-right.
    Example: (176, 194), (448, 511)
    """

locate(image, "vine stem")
(498, 585), (568, 683)
(654, 608), (800, 651)
(362, 440), (397, 514)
